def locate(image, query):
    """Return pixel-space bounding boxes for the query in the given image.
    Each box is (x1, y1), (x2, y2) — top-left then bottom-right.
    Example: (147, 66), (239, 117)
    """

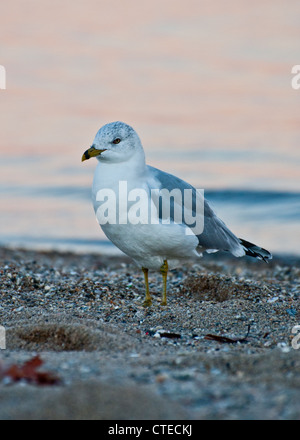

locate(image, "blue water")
(1, 183), (299, 256)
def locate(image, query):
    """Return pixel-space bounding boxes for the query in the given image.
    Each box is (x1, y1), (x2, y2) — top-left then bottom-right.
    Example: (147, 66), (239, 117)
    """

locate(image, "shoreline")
(0, 245), (299, 419)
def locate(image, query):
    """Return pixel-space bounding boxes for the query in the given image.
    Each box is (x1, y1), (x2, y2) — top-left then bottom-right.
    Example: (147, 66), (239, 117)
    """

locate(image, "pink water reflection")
(0, 0), (299, 253)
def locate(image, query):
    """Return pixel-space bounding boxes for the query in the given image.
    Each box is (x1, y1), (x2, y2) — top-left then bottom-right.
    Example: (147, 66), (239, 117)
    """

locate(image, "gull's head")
(82, 121), (144, 164)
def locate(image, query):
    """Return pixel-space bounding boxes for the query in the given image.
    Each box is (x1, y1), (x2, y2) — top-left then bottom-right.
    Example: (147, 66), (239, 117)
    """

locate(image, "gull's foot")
(143, 298), (152, 307)
(160, 259), (168, 307)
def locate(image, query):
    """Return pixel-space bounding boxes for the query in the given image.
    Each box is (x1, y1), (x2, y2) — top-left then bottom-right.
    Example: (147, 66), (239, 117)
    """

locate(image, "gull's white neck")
(92, 148), (147, 193)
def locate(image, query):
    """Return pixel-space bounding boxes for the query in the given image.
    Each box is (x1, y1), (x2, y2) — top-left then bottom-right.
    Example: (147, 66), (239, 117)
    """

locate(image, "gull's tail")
(239, 238), (272, 262)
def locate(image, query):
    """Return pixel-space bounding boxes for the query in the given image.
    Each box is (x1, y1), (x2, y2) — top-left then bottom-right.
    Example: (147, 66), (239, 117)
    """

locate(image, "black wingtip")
(239, 238), (272, 263)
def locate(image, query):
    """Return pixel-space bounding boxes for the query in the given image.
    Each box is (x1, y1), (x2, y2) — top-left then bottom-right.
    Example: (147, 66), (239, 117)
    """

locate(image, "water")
(1, 0), (300, 256)
(0, 160), (299, 256)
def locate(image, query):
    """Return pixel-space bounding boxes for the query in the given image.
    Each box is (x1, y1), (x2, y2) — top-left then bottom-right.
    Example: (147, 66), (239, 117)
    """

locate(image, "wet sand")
(0, 246), (299, 420)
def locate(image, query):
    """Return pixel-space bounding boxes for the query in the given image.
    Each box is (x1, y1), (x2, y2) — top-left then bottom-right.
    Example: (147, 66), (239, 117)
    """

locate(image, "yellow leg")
(142, 267), (152, 307)
(160, 260), (168, 306)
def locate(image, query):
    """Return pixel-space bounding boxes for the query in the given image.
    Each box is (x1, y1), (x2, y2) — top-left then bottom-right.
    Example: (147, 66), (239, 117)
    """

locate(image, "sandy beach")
(0, 245), (299, 420)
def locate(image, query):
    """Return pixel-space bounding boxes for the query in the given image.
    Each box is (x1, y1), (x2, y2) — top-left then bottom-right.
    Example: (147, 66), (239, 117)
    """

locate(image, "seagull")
(82, 121), (272, 306)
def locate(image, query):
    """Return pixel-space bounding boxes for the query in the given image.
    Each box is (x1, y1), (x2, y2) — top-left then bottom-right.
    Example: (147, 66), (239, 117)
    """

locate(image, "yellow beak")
(81, 146), (107, 162)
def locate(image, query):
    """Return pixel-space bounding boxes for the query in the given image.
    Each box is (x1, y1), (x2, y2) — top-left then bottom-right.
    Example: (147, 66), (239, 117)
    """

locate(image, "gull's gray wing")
(147, 165), (245, 257)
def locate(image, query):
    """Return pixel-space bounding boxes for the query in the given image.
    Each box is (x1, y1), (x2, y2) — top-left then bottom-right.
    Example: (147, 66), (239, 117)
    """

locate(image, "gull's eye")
(112, 138), (121, 144)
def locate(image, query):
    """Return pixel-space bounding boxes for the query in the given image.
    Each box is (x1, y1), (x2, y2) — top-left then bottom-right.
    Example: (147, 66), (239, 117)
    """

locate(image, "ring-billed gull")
(82, 121), (272, 306)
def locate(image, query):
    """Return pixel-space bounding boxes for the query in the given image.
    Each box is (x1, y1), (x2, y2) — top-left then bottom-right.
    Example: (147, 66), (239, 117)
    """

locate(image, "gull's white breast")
(92, 162), (199, 270)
